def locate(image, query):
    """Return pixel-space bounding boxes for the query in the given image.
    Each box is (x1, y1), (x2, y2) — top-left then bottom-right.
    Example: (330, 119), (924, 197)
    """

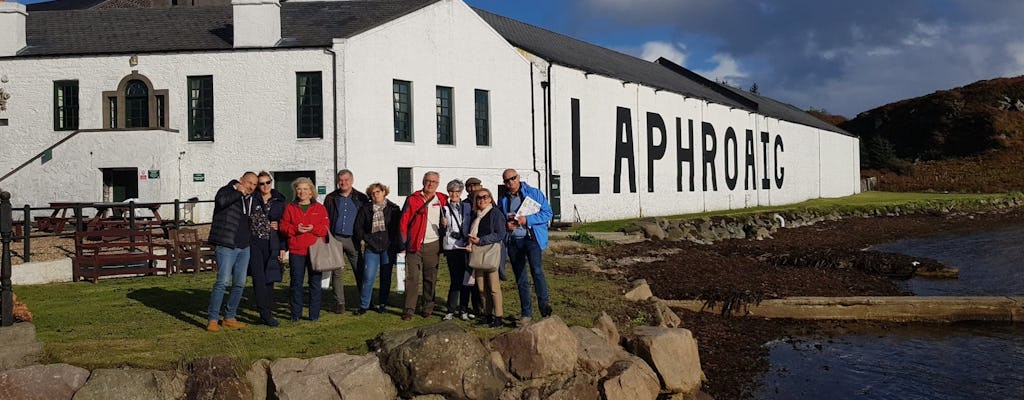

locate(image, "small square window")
(398, 167), (412, 196)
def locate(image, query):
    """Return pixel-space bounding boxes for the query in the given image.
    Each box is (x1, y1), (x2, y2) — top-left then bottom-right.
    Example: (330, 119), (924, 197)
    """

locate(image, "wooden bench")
(169, 228), (217, 274)
(73, 229), (171, 282)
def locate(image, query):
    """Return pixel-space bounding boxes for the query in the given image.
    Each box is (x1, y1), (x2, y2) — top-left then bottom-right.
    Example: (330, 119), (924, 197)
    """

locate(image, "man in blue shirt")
(498, 169), (553, 327)
(323, 169), (368, 313)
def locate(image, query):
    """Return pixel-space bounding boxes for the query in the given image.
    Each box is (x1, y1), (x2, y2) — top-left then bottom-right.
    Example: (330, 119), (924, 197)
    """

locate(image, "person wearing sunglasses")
(466, 188), (508, 328)
(247, 171), (287, 326)
(498, 169), (554, 327)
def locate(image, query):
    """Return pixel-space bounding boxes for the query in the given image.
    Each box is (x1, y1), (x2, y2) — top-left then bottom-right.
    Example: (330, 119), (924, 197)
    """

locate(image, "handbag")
(309, 236), (345, 272)
(468, 243), (502, 272)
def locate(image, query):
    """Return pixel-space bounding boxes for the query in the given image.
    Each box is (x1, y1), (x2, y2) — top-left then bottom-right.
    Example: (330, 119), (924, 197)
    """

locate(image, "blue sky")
(18, 0), (1024, 117)
(466, 0), (1024, 117)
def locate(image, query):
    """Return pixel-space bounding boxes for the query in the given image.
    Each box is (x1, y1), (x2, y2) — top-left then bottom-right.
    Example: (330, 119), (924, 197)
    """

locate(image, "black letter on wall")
(761, 131), (771, 190)
(614, 107), (637, 193)
(744, 129), (757, 190)
(702, 122), (718, 191)
(646, 112), (667, 192)
(724, 127), (738, 190)
(677, 118), (695, 192)
(570, 98), (600, 194)
(774, 134), (785, 189)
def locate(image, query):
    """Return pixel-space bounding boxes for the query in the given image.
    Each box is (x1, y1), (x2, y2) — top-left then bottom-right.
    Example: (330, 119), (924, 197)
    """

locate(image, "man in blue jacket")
(498, 169), (553, 326)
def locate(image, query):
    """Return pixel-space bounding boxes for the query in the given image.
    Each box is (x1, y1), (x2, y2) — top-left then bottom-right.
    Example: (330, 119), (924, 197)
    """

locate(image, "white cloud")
(639, 41), (687, 65)
(695, 53), (748, 83)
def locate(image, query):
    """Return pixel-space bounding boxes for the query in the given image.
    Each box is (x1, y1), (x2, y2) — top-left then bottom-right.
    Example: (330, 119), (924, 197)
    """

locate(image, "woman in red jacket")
(280, 177), (330, 321)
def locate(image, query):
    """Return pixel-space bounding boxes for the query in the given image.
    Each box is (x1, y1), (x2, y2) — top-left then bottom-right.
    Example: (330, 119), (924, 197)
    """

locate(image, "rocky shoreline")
(589, 205), (1024, 399)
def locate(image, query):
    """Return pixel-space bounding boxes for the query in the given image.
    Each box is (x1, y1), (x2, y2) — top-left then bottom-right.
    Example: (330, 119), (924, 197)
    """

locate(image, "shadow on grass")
(127, 287), (212, 329)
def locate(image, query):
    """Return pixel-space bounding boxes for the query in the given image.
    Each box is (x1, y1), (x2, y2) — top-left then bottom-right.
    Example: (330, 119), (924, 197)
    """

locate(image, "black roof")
(656, 59), (851, 135)
(18, 0), (438, 56)
(472, 8), (754, 110)
(474, 8), (847, 135)
(25, 0), (107, 12)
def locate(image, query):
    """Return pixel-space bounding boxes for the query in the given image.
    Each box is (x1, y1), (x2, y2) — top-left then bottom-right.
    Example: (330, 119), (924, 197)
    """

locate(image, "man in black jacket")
(322, 169), (369, 313)
(205, 171), (257, 332)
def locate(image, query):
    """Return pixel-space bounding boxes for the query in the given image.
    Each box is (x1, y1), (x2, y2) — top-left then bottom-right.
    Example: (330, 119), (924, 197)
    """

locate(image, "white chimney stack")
(0, 2), (28, 57)
(232, 0), (281, 48)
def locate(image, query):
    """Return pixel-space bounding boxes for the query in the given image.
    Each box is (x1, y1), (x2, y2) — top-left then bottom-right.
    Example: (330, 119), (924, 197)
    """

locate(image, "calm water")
(756, 226), (1024, 400)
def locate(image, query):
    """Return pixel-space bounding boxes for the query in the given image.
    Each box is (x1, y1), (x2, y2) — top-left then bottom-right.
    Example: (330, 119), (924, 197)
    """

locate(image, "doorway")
(101, 168), (138, 202)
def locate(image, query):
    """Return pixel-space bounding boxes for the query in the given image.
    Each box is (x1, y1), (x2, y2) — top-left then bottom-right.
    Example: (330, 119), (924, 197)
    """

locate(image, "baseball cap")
(465, 177), (482, 186)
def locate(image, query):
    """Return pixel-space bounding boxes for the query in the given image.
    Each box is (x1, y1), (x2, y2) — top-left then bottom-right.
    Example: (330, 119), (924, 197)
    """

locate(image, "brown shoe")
(334, 303), (345, 314)
(206, 320), (220, 332)
(222, 318), (246, 329)
(402, 311), (414, 321)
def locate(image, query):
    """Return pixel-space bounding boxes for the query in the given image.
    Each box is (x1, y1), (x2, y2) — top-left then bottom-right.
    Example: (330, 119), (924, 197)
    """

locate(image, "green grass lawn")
(575, 191), (1021, 232)
(15, 254), (625, 370)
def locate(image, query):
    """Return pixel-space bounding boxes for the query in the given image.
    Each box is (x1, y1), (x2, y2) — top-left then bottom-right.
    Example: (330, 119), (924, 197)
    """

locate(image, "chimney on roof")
(232, 0), (281, 48)
(0, 1), (27, 57)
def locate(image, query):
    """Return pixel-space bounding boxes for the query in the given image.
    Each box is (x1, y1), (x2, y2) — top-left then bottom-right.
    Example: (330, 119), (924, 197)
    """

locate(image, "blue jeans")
(208, 246), (250, 321)
(360, 249), (393, 309)
(289, 253), (323, 321)
(508, 236), (549, 318)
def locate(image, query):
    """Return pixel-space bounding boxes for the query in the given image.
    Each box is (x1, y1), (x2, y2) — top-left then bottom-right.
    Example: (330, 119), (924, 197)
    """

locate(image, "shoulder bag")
(468, 242), (502, 272)
(309, 235), (345, 272)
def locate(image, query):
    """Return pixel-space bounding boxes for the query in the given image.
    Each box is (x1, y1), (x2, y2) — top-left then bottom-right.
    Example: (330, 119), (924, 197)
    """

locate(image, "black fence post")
(2, 191), (14, 327)
(173, 199), (181, 230)
(74, 205), (84, 232)
(21, 205), (30, 263)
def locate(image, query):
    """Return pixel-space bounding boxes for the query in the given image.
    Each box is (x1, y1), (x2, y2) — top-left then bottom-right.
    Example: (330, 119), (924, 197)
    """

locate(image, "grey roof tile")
(18, 0), (438, 56)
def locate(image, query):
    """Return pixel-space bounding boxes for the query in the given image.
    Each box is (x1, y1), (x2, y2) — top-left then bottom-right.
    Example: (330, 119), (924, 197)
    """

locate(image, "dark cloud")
(572, 0), (1024, 116)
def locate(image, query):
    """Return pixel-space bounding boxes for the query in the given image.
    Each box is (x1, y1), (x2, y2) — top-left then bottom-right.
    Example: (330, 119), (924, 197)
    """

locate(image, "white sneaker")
(443, 313), (454, 321)
(460, 312), (470, 321)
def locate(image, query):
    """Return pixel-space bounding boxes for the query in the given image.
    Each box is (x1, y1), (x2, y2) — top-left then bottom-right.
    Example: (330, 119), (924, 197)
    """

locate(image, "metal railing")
(9, 198), (213, 263)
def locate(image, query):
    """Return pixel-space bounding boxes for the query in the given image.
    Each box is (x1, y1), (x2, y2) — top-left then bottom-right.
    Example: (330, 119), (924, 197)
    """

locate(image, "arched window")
(102, 71), (168, 130)
(125, 80), (149, 128)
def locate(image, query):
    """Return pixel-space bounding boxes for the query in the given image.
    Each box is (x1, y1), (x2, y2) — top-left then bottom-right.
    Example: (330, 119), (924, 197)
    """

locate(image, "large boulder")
(624, 279), (653, 302)
(599, 357), (660, 400)
(244, 359), (271, 400)
(630, 327), (704, 394)
(546, 373), (600, 400)
(0, 322), (43, 369)
(637, 222), (667, 240)
(185, 356), (252, 400)
(369, 321), (506, 399)
(73, 368), (188, 400)
(492, 316), (578, 380)
(591, 311), (621, 346)
(0, 363), (89, 400)
(651, 297), (682, 328)
(570, 326), (630, 376)
(270, 353), (395, 400)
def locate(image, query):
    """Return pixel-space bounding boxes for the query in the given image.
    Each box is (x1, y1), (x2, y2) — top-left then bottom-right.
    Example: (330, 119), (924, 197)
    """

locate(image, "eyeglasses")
(258, 180), (272, 186)
(502, 175), (518, 183)
(476, 195), (491, 200)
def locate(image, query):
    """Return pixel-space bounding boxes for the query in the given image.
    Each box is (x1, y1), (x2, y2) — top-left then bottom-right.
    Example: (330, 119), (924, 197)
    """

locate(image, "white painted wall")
(0, 48), (334, 221)
(338, 0), (536, 201)
(547, 64), (860, 222)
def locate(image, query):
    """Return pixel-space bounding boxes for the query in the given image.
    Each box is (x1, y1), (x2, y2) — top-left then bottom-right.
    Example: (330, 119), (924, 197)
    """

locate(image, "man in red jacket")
(398, 171), (448, 320)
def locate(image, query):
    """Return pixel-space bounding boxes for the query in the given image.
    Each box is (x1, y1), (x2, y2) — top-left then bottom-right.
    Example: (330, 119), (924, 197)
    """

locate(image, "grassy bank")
(15, 256), (625, 370)
(575, 191), (1023, 232)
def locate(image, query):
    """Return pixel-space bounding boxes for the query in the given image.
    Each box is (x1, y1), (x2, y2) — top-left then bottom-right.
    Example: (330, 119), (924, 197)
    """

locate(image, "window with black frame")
(296, 72), (323, 138)
(188, 75), (214, 141)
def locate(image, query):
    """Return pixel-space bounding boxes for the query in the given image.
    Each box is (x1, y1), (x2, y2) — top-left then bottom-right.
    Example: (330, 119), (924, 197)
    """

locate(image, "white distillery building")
(0, 0), (859, 223)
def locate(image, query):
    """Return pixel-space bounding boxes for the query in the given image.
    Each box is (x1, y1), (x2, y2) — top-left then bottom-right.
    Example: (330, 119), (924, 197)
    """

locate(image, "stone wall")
(0, 317), (709, 400)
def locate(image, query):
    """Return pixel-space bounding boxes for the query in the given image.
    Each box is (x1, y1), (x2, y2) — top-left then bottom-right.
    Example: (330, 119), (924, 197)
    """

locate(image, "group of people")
(204, 168), (554, 331)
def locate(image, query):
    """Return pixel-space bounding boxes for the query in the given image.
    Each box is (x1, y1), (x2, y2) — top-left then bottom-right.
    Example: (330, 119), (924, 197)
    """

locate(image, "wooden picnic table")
(37, 201), (93, 233)
(88, 202), (174, 237)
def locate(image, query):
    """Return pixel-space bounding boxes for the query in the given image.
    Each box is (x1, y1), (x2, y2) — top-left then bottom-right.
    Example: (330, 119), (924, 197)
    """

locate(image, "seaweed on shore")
(699, 289), (766, 317)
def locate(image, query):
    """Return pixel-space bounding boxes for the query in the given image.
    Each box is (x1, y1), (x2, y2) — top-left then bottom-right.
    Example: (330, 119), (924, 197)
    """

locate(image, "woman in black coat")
(248, 171), (286, 326)
(352, 182), (403, 314)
